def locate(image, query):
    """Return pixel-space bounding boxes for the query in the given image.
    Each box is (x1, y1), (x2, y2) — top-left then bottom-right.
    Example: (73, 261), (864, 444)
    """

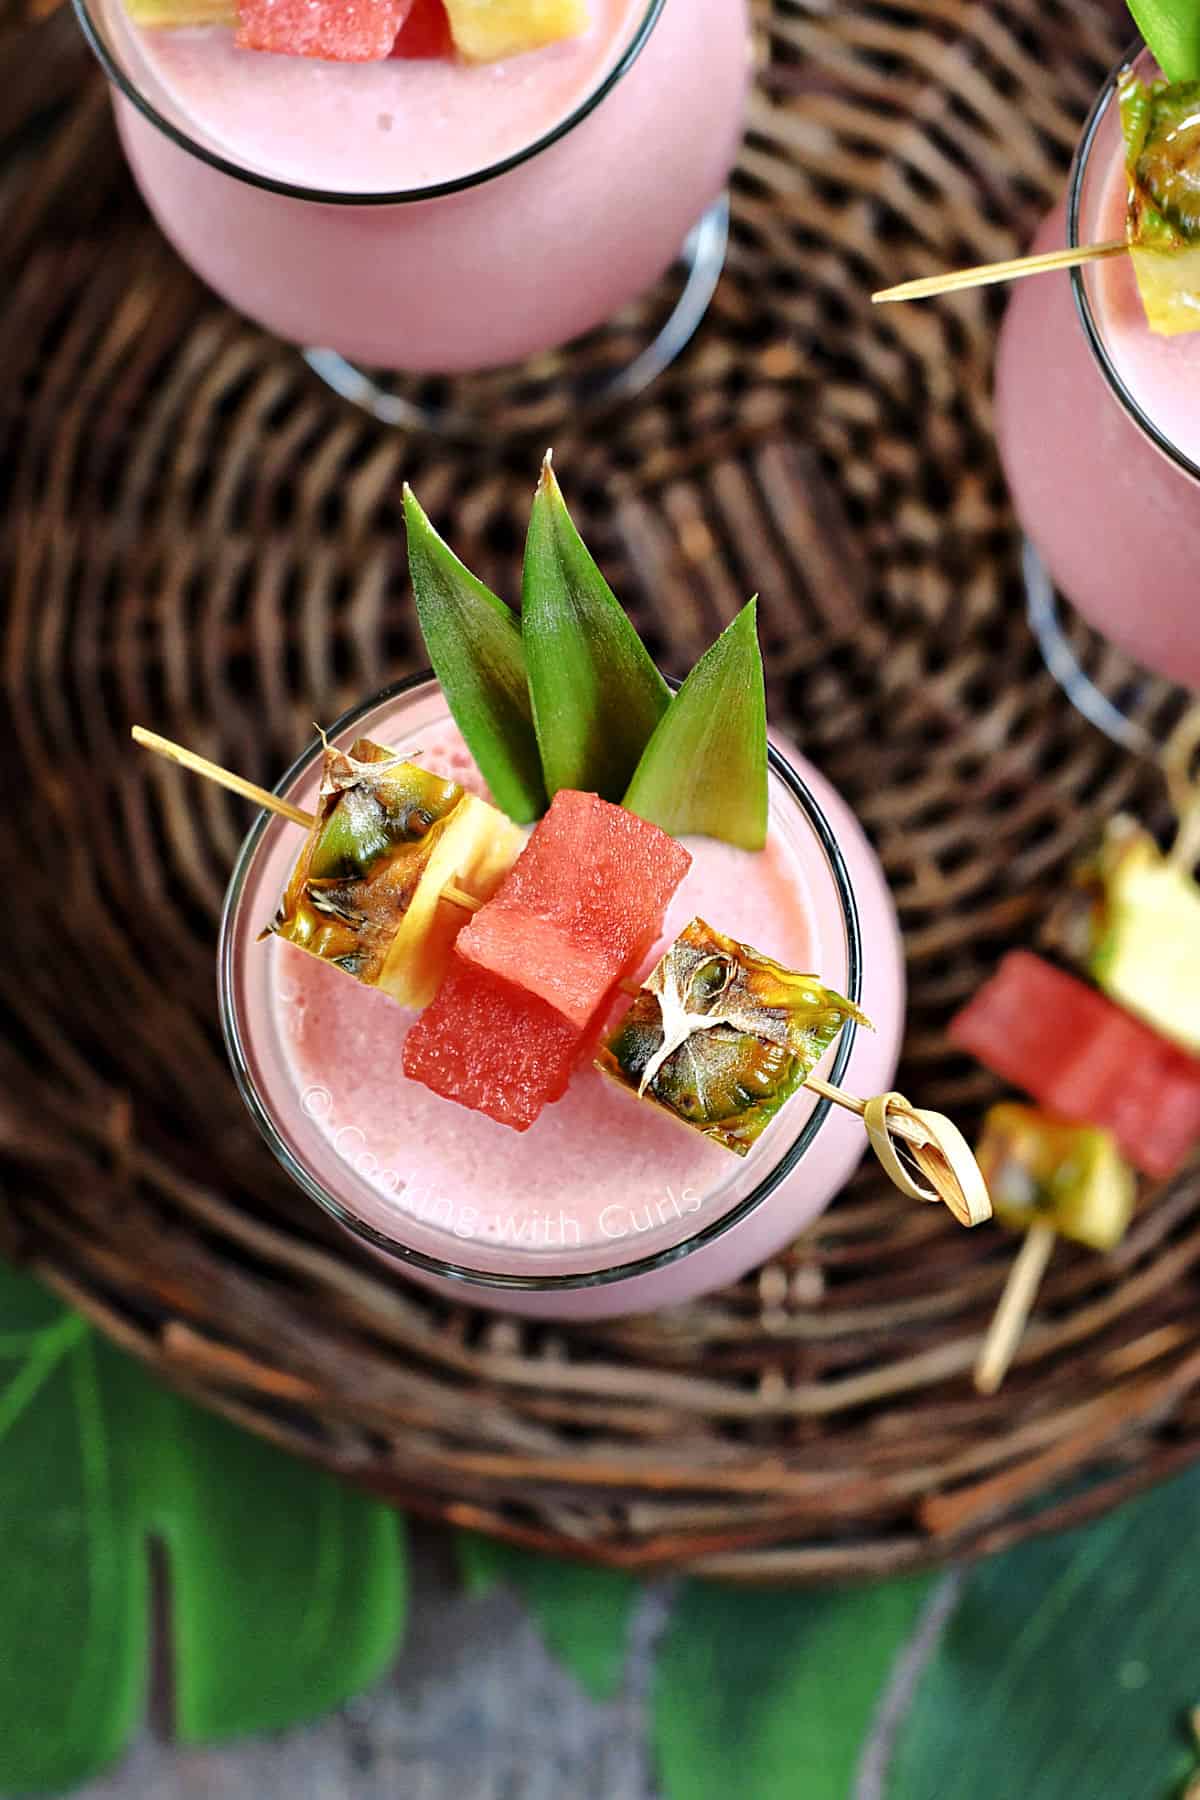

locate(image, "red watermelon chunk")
(457, 790), (692, 1032)
(949, 951), (1200, 1179)
(237, 0), (412, 61)
(403, 956), (579, 1132)
(390, 0), (453, 56)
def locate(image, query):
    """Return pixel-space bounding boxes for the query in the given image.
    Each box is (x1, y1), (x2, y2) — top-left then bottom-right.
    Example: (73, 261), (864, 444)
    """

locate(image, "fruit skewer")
(958, 713), (1200, 1391)
(133, 725), (991, 1229)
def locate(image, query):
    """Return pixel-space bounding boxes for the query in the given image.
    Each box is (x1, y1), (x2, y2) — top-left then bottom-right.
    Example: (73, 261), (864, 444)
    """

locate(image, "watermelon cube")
(390, 0), (453, 56)
(949, 951), (1200, 1180)
(237, 0), (412, 61)
(456, 790), (692, 1032)
(403, 956), (580, 1131)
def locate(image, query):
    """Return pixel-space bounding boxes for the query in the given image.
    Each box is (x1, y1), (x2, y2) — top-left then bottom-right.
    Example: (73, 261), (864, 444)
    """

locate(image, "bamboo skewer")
(974, 1220), (1058, 1395)
(131, 726), (483, 913)
(133, 725), (991, 1227)
(132, 727), (315, 830)
(871, 238), (1127, 305)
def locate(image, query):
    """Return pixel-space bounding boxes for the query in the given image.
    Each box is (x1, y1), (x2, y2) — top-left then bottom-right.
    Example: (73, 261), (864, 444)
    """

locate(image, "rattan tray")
(3, 0), (1199, 1582)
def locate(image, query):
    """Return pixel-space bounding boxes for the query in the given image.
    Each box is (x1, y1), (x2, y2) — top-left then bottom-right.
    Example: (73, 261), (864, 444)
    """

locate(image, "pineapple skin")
(271, 741), (522, 1011)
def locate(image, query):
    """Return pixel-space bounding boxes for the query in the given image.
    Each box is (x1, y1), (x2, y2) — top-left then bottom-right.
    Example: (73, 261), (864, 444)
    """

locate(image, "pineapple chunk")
(124, 0), (237, 24)
(976, 1104), (1135, 1252)
(270, 738), (523, 1010)
(442, 0), (589, 62)
(1129, 242), (1200, 336)
(378, 793), (524, 1008)
(1121, 74), (1200, 336)
(1044, 815), (1200, 1056)
(597, 919), (868, 1156)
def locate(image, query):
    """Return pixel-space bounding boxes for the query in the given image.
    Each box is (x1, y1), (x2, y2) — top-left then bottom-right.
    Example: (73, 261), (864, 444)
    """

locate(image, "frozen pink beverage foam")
(994, 47), (1200, 690)
(220, 677), (905, 1319)
(78, 0), (750, 370)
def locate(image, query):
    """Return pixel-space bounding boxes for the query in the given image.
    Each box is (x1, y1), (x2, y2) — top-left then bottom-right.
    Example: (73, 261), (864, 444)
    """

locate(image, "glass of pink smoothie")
(218, 673), (905, 1320)
(73, 0), (750, 430)
(994, 43), (1200, 747)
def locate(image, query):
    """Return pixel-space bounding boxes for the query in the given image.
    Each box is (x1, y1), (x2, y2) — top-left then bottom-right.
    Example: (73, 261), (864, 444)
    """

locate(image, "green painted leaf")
(623, 599), (768, 850)
(653, 1575), (933, 1800)
(457, 1532), (638, 1701)
(0, 1261), (406, 1791)
(157, 1395), (407, 1741)
(0, 1301), (147, 1795)
(403, 484), (547, 824)
(523, 455), (670, 802)
(890, 1465), (1200, 1800)
(1127, 0), (1200, 82)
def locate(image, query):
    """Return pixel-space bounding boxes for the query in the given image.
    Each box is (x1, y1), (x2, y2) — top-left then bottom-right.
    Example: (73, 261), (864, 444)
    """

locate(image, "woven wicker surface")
(4, 0), (1199, 1582)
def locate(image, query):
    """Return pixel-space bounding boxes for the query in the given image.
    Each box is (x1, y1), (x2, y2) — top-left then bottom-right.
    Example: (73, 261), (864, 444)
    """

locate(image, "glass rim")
(217, 669), (865, 1294)
(72, 0), (664, 207)
(1068, 37), (1200, 487)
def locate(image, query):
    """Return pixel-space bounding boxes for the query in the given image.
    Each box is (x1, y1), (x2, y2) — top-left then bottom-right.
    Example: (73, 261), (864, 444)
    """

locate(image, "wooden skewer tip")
(133, 726), (314, 829)
(871, 238), (1127, 305)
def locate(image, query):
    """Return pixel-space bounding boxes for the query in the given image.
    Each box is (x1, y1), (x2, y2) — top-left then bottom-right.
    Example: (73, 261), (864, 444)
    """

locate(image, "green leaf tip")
(1126, 0), (1200, 82)
(623, 598), (768, 851)
(403, 484), (547, 825)
(523, 455), (670, 802)
(456, 1531), (637, 1702)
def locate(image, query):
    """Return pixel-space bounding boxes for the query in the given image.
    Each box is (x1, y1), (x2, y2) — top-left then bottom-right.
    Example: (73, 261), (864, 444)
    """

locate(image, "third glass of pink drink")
(74, 0), (751, 425)
(219, 674), (905, 1320)
(994, 43), (1200, 739)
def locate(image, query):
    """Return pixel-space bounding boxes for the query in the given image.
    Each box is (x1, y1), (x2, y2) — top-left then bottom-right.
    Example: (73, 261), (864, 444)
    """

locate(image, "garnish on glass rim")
(523, 452), (670, 805)
(872, 2), (1200, 329)
(130, 726), (991, 1226)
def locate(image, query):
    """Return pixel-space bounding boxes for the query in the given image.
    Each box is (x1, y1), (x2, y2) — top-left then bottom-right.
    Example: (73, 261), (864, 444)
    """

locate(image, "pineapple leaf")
(523, 454), (670, 802)
(404, 485), (547, 824)
(623, 599), (768, 850)
(1125, 0), (1200, 82)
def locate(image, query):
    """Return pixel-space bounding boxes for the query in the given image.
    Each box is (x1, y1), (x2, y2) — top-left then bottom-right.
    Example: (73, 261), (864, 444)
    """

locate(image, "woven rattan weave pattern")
(3, 0), (1198, 1581)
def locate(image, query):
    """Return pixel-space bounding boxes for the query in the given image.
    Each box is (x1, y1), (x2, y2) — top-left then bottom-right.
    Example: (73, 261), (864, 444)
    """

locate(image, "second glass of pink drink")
(994, 43), (1200, 732)
(219, 674), (906, 1321)
(74, 0), (751, 419)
